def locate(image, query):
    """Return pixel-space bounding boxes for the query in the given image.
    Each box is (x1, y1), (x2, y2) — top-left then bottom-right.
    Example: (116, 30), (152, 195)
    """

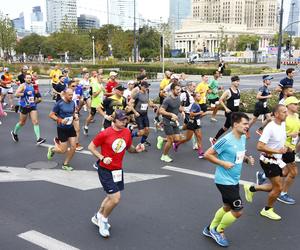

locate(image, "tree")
(139, 26), (160, 59)
(15, 33), (45, 55)
(270, 32), (289, 47)
(0, 12), (17, 60)
(294, 37), (300, 49)
(236, 34), (260, 51)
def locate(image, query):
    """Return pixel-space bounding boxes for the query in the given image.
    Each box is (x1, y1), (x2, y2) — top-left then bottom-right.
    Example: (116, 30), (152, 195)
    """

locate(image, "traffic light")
(286, 40), (291, 51)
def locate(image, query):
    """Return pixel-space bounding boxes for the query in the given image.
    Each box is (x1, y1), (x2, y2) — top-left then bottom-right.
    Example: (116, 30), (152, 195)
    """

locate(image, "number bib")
(235, 150), (246, 164)
(65, 116), (74, 125)
(28, 96), (35, 103)
(140, 103), (148, 111)
(234, 99), (240, 107)
(112, 170), (123, 182)
(196, 119), (201, 126)
(263, 101), (267, 108)
(292, 136), (299, 145)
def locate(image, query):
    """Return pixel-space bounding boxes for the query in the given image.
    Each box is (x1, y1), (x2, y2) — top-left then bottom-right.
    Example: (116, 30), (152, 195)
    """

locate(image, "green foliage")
(0, 12), (17, 59)
(270, 32), (289, 47)
(236, 35), (260, 51)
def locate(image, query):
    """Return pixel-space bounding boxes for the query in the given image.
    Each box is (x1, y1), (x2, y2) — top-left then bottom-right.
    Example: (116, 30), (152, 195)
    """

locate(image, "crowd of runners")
(0, 64), (299, 247)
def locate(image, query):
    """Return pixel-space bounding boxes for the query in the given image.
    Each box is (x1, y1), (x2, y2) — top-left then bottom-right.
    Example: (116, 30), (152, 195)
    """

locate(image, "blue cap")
(262, 75), (273, 81)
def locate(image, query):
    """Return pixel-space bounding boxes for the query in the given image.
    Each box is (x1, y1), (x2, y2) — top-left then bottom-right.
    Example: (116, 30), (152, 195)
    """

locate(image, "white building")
(109, 0), (134, 30)
(175, 0), (278, 54)
(46, 0), (77, 33)
(30, 6), (46, 35)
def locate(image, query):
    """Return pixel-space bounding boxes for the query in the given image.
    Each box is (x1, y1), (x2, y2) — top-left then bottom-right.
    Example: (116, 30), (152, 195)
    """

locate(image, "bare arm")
(257, 141), (286, 155)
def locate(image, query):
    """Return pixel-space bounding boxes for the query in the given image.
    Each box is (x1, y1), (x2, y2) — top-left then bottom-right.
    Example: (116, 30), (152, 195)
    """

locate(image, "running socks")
(216, 211), (237, 233)
(13, 123), (22, 134)
(33, 125), (41, 140)
(209, 207), (227, 230)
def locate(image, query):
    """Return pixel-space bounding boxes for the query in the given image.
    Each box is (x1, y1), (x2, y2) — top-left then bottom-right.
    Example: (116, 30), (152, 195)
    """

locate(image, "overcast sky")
(1, 0), (291, 29)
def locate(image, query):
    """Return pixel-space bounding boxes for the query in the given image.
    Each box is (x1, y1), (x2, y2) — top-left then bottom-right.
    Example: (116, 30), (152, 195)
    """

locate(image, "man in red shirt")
(88, 109), (144, 238)
(105, 71), (118, 97)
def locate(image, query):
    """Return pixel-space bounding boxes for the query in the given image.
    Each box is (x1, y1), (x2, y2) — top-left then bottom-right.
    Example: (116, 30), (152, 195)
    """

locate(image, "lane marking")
(0, 166), (169, 191)
(162, 166), (253, 185)
(18, 230), (79, 250)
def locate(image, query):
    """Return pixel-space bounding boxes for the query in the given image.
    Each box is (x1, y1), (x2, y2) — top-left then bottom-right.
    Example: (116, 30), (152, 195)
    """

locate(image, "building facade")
(109, 0), (134, 30)
(288, 1), (300, 37)
(46, 0), (77, 33)
(12, 12), (25, 33)
(31, 6), (45, 35)
(78, 14), (100, 30)
(175, 0), (278, 54)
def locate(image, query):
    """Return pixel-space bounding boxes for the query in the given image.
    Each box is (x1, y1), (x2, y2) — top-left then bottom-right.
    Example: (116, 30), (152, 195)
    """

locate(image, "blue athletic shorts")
(97, 165), (124, 194)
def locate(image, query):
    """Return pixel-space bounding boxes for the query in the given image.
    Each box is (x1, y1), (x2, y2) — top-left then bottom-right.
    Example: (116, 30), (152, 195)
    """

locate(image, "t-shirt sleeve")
(190, 103), (199, 113)
(258, 86), (265, 93)
(103, 98), (110, 111)
(259, 124), (272, 144)
(52, 101), (60, 114)
(92, 130), (107, 147)
(279, 79), (285, 87)
(213, 137), (227, 155)
(161, 98), (169, 110)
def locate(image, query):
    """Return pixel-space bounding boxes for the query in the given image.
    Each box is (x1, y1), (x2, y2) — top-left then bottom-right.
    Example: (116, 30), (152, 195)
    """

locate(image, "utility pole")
(277, 0), (284, 69)
(289, 2), (295, 60)
(133, 0), (137, 62)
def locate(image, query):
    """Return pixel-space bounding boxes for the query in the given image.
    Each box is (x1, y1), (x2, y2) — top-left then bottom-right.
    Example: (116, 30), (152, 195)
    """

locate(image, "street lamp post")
(92, 36), (95, 65)
(289, 2), (295, 60)
(133, 0), (137, 63)
(277, 0), (284, 69)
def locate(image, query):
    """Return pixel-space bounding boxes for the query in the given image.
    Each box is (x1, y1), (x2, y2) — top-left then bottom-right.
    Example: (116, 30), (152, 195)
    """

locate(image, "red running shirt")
(105, 81), (118, 94)
(92, 126), (132, 171)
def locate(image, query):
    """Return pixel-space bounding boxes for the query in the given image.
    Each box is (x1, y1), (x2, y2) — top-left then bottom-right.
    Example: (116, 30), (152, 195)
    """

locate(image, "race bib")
(28, 96), (35, 103)
(277, 159), (286, 169)
(235, 150), (246, 164)
(292, 136), (299, 145)
(141, 103), (148, 111)
(112, 170), (122, 182)
(263, 102), (267, 108)
(65, 116), (74, 125)
(196, 119), (201, 126)
(234, 99), (240, 107)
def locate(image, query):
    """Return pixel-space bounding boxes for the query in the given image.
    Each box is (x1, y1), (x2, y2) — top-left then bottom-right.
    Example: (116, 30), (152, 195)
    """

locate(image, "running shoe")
(277, 193), (296, 205)
(99, 217), (110, 238)
(198, 151), (205, 159)
(209, 137), (216, 146)
(156, 136), (164, 150)
(47, 147), (55, 160)
(209, 228), (229, 247)
(91, 213), (111, 229)
(143, 140), (151, 147)
(255, 128), (263, 136)
(210, 118), (218, 122)
(83, 126), (88, 136)
(193, 144), (198, 150)
(202, 226), (212, 238)
(260, 208), (281, 220)
(76, 143), (84, 151)
(11, 131), (19, 142)
(256, 171), (266, 185)
(160, 155), (173, 163)
(172, 142), (179, 152)
(243, 184), (254, 203)
(62, 164), (74, 171)
(36, 138), (46, 145)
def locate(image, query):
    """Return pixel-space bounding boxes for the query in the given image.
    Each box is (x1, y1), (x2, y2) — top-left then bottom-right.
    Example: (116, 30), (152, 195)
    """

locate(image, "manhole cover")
(25, 161), (58, 169)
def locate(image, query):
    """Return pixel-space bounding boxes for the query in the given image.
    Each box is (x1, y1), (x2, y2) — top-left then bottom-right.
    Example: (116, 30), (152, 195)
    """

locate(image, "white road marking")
(162, 166), (253, 185)
(18, 230), (79, 250)
(0, 166), (169, 191)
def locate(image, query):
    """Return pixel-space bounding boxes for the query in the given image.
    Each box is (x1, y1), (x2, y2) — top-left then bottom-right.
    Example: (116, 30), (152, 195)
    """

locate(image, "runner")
(48, 88), (78, 171)
(10, 73), (46, 145)
(255, 104), (288, 220)
(276, 68), (295, 100)
(99, 84), (128, 129)
(279, 85), (294, 104)
(123, 80), (135, 102)
(0, 67), (14, 110)
(248, 75), (273, 137)
(277, 97), (300, 204)
(83, 72), (105, 135)
(207, 71), (222, 122)
(173, 92), (205, 158)
(130, 81), (155, 146)
(52, 75), (66, 102)
(202, 112), (254, 247)
(88, 109), (145, 238)
(157, 82), (184, 163)
(180, 82), (196, 130)
(209, 76), (242, 145)
(105, 71), (118, 97)
(79, 71), (91, 112)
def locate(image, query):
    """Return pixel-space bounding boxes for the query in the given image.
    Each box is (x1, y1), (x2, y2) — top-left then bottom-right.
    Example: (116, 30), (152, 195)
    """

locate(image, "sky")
(1, 0), (291, 30)
(2, 0), (170, 29)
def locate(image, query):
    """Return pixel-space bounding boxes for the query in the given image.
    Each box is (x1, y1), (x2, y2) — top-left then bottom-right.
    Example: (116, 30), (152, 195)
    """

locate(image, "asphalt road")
(0, 84), (300, 249)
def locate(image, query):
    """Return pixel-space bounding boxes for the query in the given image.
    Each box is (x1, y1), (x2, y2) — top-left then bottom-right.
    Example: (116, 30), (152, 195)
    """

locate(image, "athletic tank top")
(227, 88), (240, 112)
(19, 83), (36, 108)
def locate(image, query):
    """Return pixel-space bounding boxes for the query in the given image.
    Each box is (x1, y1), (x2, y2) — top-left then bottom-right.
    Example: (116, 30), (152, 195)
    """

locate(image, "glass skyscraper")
(288, 1), (300, 36)
(169, 0), (191, 30)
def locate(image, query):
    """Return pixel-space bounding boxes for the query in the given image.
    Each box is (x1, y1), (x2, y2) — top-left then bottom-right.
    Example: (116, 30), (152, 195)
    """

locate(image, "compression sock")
(13, 123), (22, 134)
(215, 128), (226, 140)
(216, 211), (237, 233)
(33, 125), (41, 140)
(209, 207), (227, 230)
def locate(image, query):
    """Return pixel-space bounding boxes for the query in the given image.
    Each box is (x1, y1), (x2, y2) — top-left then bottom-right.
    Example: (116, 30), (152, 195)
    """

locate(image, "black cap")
(115, 84), (127, 91)
(114, 109), (128, 121)
(140, 81), (151, 88)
